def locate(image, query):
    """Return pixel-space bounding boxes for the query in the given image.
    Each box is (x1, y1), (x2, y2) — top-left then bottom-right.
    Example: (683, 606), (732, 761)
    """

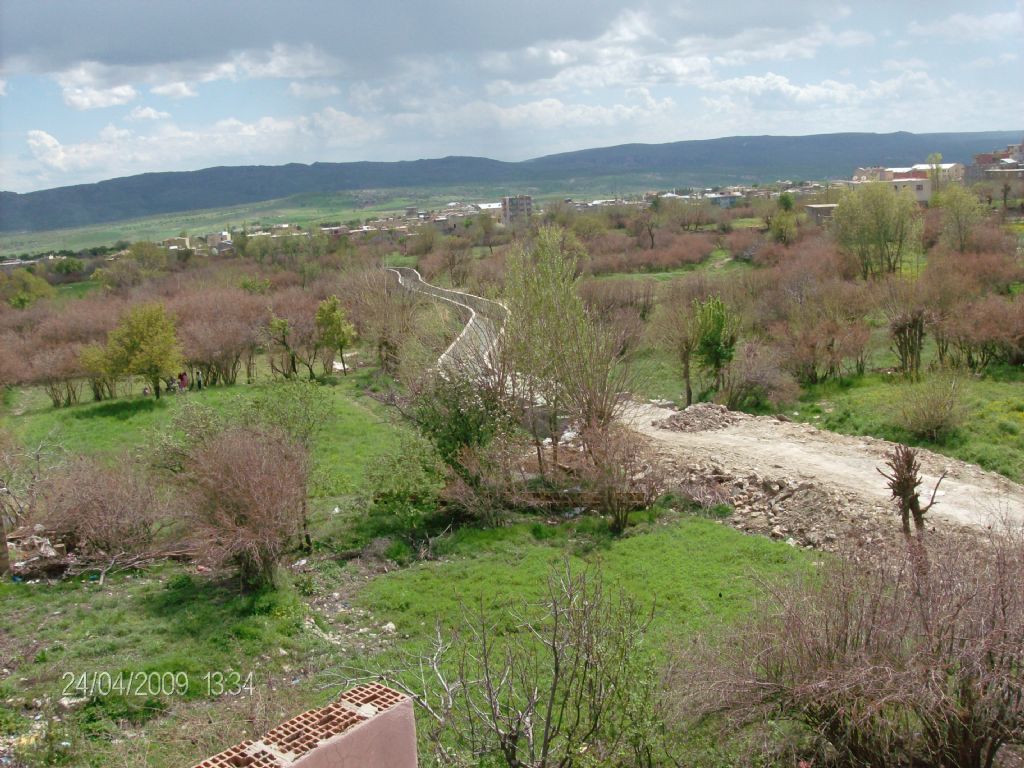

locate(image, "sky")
(0, 1), (1021, 192)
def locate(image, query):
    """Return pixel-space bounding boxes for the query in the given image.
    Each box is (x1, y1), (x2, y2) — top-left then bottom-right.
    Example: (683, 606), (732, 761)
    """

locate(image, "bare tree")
(651, 276), (709, 405)
(1, 430), (63, 574)
(880, 278), (928, 379)
(878, 444), (946, 538)
(361, 560), (663, 767)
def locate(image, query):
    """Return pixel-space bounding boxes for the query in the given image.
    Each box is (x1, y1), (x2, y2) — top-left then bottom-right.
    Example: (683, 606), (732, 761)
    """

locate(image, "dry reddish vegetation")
(671, 531), (1024, 767)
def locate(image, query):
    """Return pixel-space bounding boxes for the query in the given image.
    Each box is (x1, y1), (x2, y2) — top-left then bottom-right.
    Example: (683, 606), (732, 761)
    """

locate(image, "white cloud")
(910, 7), (1024, 41)
(26, 130), (68, 170)
(702, 69), (939, 109)
(201, 43), (340, 83)
(288, 81), (340, 98)
(22, 107), (380, 179)
(0, 79), (6, 96)
(127, 105), (170, 120)
(55, 64), (136, 109)
(398, 89), (675, 136)
(881, 58), (928, 72)
(706, 72), (860, 105)
(477, 13), (875, 101)
(709, 24), (873, 67)
(151, 81), (197, 98)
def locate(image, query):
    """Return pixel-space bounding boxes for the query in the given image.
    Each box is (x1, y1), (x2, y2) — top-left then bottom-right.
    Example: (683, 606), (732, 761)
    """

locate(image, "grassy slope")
(359, 516), (803, 653)
(0, 374), (407, 764)
(0, 514), (804, 766)
(1, 375), (404, 497)
(796, 372), (1024, 482)
(0, 364), (805, 766)
(0, 174), (667, 258)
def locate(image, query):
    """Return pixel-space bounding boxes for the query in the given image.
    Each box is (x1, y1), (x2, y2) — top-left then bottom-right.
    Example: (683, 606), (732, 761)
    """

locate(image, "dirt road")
(627, 402), (1024, 544)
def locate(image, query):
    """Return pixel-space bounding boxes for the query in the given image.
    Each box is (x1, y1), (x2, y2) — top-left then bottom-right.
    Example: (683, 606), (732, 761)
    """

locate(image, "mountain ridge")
(2, 130), (1020, 233)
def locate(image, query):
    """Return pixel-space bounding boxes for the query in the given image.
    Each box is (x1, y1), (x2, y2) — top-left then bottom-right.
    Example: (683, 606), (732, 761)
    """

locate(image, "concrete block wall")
(189, 683), (417, 768)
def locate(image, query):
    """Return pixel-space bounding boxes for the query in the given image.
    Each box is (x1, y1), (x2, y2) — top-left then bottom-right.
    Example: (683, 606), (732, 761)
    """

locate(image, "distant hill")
(1, 130), (1020, 233)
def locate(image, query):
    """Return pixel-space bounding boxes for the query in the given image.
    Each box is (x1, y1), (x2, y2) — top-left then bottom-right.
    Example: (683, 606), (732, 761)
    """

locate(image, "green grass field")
(0, 174), (681, 259)
(0, 508), (804, 766)
(356, 514), (803, 654)
(1, 376), (405, 496)
(0, 343), (808, 766)
(797, 371), (1024, 481)
(594, 247), (751, 282)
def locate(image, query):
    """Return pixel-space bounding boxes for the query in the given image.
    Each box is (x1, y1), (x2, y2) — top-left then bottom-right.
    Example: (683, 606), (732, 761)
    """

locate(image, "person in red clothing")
(178, 371), (189, 392)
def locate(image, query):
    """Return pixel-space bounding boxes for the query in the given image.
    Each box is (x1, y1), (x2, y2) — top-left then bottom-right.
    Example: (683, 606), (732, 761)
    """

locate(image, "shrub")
(578, 278), (656, 322)
(670, 532), (1024, 768)
(580, 425), (662, 534)
(721, 228), (761, 259)
(719, 340), (800, 410)
(893, 373), (967, 442)
(41, 457), (162, 559)
(184, 427), (308, 589)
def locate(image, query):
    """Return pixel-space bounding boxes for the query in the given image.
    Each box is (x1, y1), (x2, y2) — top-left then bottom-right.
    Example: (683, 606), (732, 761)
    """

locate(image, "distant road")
(386, 267), (507, 374)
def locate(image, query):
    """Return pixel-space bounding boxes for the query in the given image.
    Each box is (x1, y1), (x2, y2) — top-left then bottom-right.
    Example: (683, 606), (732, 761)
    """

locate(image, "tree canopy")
(833, 183), (921, 278)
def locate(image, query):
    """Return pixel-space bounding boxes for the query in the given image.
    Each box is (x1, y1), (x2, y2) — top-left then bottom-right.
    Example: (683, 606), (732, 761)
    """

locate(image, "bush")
(719, 340), (800, 410)
(41, 457), (162, 559)
(893, 373), (967, 442)
(671, 532), (1024, 767)
(580, 424), (662, 534)
(360, 436), (445, 547)
(184, 427), (308, 589)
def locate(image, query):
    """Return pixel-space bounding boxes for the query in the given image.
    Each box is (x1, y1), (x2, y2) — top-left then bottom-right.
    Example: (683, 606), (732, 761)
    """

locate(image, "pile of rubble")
(4, 525), (74, 579)
(664, 457), (902, 553)
(653, 403), (750, 433)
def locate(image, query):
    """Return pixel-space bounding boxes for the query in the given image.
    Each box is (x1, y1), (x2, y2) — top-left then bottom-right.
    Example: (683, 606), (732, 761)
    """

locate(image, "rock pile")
(653, 403), (749, 433)
(663, 457), (900, 553)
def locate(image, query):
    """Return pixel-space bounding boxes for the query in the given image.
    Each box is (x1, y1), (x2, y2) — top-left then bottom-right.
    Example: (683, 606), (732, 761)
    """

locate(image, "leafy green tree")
(413, 375), (513, 497)
(128, 241), (168, 271)
(105, 303), (182, 398)
(315, 295), (356, 375)
(0, 268), (54, 308)
(79, 344), (120, 401)
(833, 183), (921, 278)
(473, 212), (496, 254)
(231, 227), (249, 257)
(504, 226), (588, 473)
(92, 259), (143, 290)
(694, 295), (738, 391)
(927, 151), (944, 191)
(778, 191), (795, 212)
(54, 257), (85, 275)
(935, 184), (984, 253)
(771, 210), (798, 244)
(240, 276), (271, 295)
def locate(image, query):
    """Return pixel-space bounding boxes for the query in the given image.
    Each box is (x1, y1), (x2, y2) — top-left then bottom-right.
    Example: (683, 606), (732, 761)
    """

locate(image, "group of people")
(142, 370), (204, 397)
(168, 370), (203, 393)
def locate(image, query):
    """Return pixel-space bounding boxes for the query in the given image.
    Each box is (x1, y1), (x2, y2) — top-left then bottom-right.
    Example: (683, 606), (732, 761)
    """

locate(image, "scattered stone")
(57, 696), (88, 712)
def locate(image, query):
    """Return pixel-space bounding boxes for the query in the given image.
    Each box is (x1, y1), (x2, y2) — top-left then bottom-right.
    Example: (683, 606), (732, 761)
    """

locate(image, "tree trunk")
(0, 513), (9, 577)
(302, 498), (312, 552)
(683, 355), (693, 406)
